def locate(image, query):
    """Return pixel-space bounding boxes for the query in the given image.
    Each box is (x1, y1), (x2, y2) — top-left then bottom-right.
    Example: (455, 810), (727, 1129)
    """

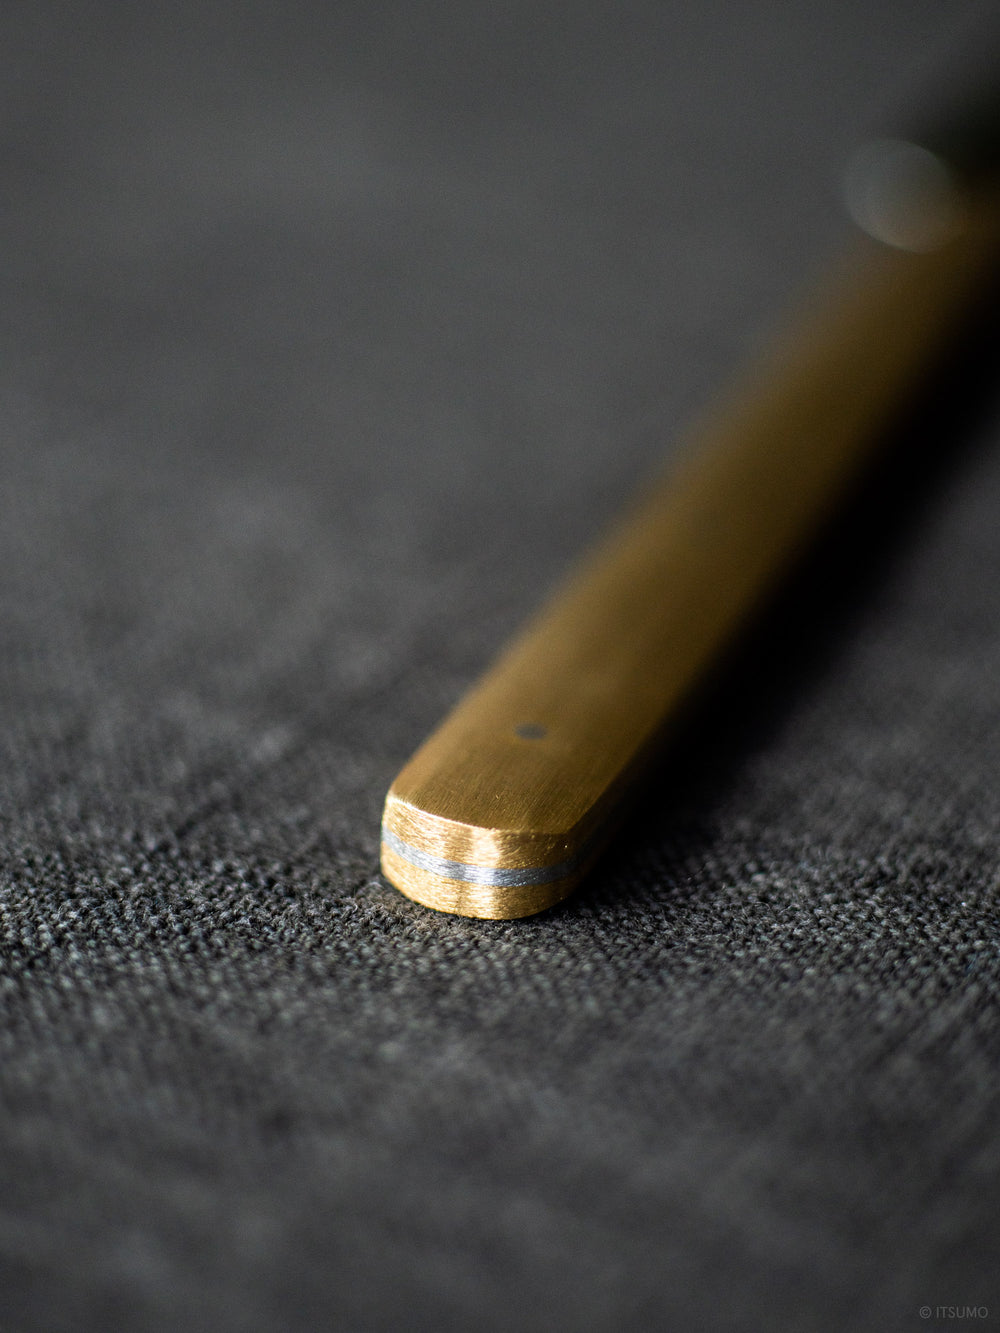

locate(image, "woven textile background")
(3, 4), (1000, 1330)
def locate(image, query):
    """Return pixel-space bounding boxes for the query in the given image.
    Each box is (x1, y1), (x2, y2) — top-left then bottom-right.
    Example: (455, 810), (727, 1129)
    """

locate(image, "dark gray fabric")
(3, 4), (1000, 1330)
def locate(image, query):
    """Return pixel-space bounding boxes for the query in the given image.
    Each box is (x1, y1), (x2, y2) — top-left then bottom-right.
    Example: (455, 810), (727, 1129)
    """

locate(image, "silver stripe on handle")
(381, 826), (579, 888)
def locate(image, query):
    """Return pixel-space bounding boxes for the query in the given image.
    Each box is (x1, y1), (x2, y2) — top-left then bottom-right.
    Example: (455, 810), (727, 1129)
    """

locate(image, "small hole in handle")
(514, 723), (547, 740)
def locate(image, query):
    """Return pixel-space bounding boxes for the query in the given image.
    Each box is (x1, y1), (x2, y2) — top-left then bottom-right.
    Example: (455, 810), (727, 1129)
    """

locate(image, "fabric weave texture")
(2, 4), (1000, 1330)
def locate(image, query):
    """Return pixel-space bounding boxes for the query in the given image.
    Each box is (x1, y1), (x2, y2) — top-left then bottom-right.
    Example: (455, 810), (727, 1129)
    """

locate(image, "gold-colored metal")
(381, 191), (1000, 919)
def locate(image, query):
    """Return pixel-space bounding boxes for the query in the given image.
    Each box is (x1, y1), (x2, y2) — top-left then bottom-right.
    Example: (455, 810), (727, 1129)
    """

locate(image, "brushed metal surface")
(381, 190), (1000, 919)
(380, 825), (582, 888)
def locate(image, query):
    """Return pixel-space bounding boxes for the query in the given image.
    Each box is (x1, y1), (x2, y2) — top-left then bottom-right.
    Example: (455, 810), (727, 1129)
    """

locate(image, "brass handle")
(381, 188), (1000, 919)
